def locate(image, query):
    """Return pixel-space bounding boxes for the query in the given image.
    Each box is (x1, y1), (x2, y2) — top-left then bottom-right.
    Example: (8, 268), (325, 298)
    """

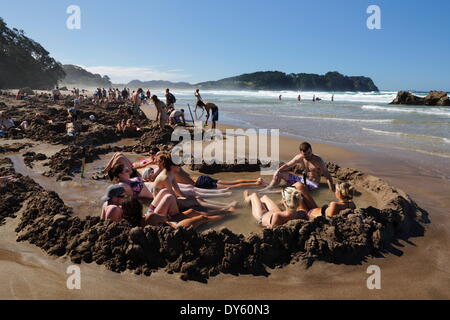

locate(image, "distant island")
(195, 71), (379, 92)
(122, 71), (379, 92)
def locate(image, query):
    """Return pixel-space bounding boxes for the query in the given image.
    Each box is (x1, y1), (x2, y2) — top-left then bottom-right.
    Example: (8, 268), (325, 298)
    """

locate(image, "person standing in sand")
(165, 88), (176, 109)
(195, 89), (203, 102)
(260, 141), (335, 193)
(151, 95), (168, 127)
(195, 100), (219, 129)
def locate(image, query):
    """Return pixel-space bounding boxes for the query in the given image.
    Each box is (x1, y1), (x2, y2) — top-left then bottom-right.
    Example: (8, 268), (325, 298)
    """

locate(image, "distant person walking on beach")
(131, 88), (143, 107)
(195, 100), (219, 129)
(195, 89), (203, 102)
(298, 94), (301, 102)
(260, 142), (335, 193)
(121, 88), (128, 101)
(279, 95), (282, 100)
(146, 89), (151, 100)
(313, 94), (316, 102)
(331, 94), (334, 102)
(151, 95), (168, 127)
(165, 88), (176, 109)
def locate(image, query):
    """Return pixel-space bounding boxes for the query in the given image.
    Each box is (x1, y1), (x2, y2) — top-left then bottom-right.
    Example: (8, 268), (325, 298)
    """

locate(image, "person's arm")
(172, 179), (186, 198)
(321, 161), (335, 192)
(181, 114), (186, 126)
(106, 206), (124, 222)
(325, 202), (339, 217)
(276, 154), (302, 176)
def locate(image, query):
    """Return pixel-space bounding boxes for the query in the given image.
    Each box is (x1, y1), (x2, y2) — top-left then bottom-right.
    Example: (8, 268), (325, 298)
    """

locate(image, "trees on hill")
(0, 17), (65, 89)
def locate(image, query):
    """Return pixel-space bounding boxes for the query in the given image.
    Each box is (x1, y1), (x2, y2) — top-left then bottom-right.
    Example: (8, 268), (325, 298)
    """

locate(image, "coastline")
(0, 101), (449, 299)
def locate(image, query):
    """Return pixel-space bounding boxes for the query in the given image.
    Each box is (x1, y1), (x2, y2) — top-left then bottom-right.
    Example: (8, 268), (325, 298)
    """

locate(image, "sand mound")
(1, 160), (428, 282)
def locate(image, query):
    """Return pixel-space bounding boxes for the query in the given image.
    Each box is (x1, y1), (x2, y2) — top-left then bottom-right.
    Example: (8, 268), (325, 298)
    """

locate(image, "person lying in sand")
(100, 184), (126, 222)
(124, 119), (140, 133)
(151, 152), (267, 192)
(143, 167), (232, 198)
(0, 175), (16, 185)
(244, 187), (305, 229)
(66, 121), (80, 136)
(294, 181), (356, 219)
(132, 147), (161, 170)
(122, 194), (233, 230)
(102, 152), (139, 176)
(260, 141), (334, 193)
(0, 112), (16, 132)
(110, 164), (152, 198)
(109, 162), (236, 210)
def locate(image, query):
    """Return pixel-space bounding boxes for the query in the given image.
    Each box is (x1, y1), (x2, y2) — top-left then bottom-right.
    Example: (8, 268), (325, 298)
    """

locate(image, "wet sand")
(0, 103), (449, 299)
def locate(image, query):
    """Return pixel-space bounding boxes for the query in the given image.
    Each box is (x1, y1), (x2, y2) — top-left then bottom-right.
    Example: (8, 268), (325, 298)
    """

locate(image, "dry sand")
(0, 100), (449, 300)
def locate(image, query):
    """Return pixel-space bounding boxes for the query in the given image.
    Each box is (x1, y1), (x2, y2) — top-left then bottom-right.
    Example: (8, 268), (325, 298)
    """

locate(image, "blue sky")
(1, 0), (449, 90)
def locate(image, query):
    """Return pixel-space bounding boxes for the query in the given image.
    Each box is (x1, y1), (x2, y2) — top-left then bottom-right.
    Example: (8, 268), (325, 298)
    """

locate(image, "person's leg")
(259, 171), (290, 192)
(293, 182), (318, 210)
(151, 189), (179, 216)
(243, 190), (266, 222)
(195, 197), (237, 210)
(191, 187), (232, 198)
(176, 215), (224, 229)
(217, 179), (259, 185)
(260, 195), (281, 212)
(218, 178), (266, 189)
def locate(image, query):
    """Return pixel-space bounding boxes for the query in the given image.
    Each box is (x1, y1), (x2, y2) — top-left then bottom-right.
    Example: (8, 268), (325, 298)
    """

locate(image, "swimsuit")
(286, 173), (319, 190)
(123, 177), (145, 197)
(211, 108), (219, 122)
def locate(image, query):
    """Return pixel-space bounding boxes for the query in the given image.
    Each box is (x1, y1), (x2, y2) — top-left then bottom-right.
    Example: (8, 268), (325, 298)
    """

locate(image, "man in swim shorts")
(260, 142), (335, 193)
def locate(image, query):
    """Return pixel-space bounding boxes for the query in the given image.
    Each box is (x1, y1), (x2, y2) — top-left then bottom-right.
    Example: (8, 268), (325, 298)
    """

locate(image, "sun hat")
(101, 184), (125, 202)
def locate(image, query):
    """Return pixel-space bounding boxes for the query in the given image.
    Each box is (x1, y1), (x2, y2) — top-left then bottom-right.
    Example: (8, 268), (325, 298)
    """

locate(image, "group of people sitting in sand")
(99, 147), (268, 229)
(99, 142), (356, 230)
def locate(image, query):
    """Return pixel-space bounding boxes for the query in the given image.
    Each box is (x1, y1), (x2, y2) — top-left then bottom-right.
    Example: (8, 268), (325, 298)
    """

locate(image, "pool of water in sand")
(4, 140), (377, 236)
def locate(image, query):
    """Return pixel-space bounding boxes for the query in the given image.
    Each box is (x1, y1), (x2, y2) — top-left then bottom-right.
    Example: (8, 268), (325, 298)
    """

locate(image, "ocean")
(151, 89), (450, 179)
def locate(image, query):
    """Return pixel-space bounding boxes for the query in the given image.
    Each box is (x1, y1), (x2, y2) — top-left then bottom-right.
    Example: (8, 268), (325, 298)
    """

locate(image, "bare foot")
(226, 206), (236, 214)
(256, 178), (267, 186)
(226, 200), (238, 209)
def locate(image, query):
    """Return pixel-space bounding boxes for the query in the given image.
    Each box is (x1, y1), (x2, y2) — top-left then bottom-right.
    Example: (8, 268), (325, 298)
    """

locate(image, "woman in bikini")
(294, 181), (356, 219)
(151, 153), (237, 210)
(244, 187), (305, 229)
(121, 193), (234, 230)
(110, 164), (153, 198)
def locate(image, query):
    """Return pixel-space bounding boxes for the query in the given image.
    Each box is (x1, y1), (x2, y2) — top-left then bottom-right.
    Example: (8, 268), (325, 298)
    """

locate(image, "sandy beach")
(0, 95), (449, 300)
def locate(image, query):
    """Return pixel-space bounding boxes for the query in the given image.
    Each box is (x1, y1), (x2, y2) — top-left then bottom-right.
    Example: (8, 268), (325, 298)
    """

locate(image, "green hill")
(0, 17), (65, 89)
(61, 65), (112, 88)
(196, 71), (379, 92)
